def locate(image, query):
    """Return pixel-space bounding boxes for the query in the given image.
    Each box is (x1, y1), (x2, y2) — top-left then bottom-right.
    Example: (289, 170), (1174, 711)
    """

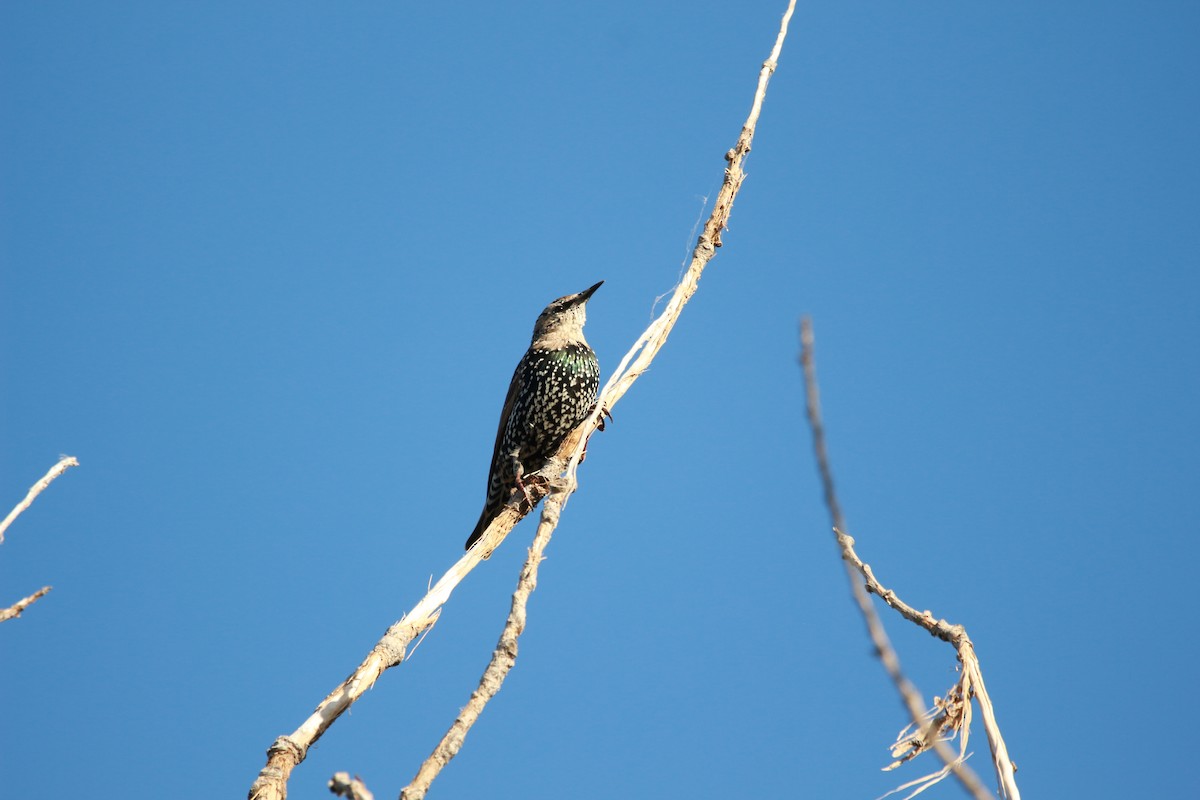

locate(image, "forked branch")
(800, 318), (1019, 800)
(364, 2), (800, 797)
(252, 5), (798, 798)
(1, 456), (79, 624)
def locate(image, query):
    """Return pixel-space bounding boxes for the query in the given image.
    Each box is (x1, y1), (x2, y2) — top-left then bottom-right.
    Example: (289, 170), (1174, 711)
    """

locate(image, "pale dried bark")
(0, 455), (79, 543)
(0, 586), (52, 623)
(1, 456), (78, 624)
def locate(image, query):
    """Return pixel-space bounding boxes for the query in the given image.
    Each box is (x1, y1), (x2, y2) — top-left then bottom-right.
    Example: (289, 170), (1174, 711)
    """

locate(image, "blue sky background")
(3, 2), (1198, 798)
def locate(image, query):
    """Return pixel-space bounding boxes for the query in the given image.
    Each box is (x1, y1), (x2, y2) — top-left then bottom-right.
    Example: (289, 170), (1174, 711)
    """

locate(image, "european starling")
(465, 281), (603, 550)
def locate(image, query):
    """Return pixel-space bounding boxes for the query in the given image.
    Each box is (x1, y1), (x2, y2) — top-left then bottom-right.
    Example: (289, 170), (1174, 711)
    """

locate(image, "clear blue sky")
(3, 2), (1198, 798)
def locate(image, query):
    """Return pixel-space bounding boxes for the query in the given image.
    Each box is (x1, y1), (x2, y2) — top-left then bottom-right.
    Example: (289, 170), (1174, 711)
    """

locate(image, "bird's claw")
(511, 458), (536, 509)
(594, 402), (613, 432)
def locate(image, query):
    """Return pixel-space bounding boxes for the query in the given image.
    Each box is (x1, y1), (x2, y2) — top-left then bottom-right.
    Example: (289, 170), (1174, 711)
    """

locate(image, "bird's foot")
(511, 459), (535, 510)
(593, 402), (613, 432)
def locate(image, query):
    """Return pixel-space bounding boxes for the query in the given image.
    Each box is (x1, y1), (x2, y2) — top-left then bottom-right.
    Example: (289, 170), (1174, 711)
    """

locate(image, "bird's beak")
(578, 281), (604, 302)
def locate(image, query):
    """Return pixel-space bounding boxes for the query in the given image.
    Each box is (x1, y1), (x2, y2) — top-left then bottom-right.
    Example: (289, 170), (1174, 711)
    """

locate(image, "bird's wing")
(488, 355), (526, 468)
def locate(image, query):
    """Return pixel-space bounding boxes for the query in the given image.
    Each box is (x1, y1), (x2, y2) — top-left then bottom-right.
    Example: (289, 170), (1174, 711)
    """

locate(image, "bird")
(465, 281), (604, 551)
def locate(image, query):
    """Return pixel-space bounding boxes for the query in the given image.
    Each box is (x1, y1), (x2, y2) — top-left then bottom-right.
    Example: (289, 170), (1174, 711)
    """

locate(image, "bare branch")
(248, 433), (590, 800)
(400, 478), (569, 799)
(577, 0), (797, 432)
(0, 456), (79, 543)
(251, 5), (799, 797)
(799, 319), (1003, 800)
(395, 4), (801, 794)
(0, 586), (52, 623)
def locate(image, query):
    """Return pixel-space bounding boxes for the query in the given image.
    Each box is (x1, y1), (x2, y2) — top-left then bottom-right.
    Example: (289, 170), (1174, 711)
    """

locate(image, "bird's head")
(531, 281), (603, 345)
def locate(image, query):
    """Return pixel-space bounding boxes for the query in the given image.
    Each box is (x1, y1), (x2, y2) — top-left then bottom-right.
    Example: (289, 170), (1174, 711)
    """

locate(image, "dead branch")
(251, 4), (797, 796)
(399, 476), (569, 800)
(1, 456), (78, 625)
(800, 318), (1018, 800)
(394, 2), (799, 794)
(0, 455), (79, 543)
(0, 586), (53, 623)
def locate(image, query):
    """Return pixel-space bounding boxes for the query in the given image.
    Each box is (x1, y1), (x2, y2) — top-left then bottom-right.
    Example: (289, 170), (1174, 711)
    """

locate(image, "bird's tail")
(467, 455), (510, 551)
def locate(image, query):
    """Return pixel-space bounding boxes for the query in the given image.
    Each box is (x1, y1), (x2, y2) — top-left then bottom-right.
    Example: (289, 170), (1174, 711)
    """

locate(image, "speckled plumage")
(465, 282), (603, 551)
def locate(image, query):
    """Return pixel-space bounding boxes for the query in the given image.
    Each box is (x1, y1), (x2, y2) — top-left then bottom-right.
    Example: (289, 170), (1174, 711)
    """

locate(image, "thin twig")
(1, 458), (77, 625)
(0, 586), (52, 623)
(839, 529), (1019, 799)
(0, 456), (79, 543)
(799, 318), (1001, 800)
